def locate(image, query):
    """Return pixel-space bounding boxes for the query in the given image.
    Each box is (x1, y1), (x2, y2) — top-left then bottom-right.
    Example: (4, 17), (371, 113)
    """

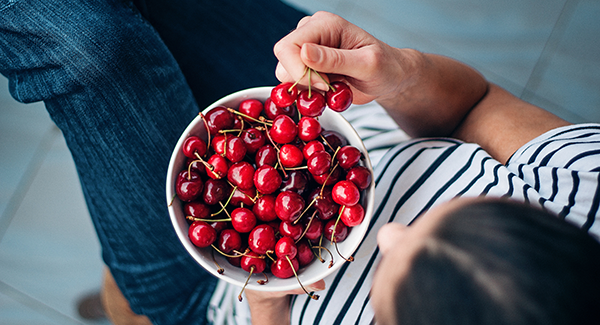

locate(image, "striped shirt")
(207, 102), (600, 325)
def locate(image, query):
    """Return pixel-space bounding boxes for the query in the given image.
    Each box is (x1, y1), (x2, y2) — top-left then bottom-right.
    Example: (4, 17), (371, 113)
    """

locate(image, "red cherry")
(275, 236), (298, 259)
(279, 220), (304, 241)
(227, 161), (255, 190)
(202, 179), (230, 205)
(303, 140), (326, 160)
(252, 195), (278, 222)
(248, 224), (277, 255)
(183, 201), (211, 219)
(204, 106), (234, 135)
(331, 180), (360, 206)
(230, 186), (257, 207)
(275, 191), (305, 223)
(206, 154), (229, 180)
(308, 187), (340, 221)
(321, 130), (348, 153)
(298, 117), (322, 142)
(211, 134), (232, 156)
(271, 257), (299, 279)
(241, 251), (267, 273)
(182, 136), (207, 158)
(186, 158), (207, 175)
(346, 166), (372, 190)
(340, 204), (365, 227)
(326, 81), (353, 112)
(280, 170), (308, 195)
(231, 207), (257, 233)
(188, 221), (217, 248)
(241, 128), (266, 154)
(263, 97), (295, 120)
(217, 229), (242, 254)
(307, 150), (332, 176)
(238, 99), (263, 121)
(296, 240), (315, 266)
(269, 115), (298, 144)
(176, 170), (204, 202)
(255, 144), (278, 167)
(225, 136), (247, 163)
(296, 89), (326, 117)
(312, 167), (341, 186)
(303, 218), (324, 241)
(271, 82), (298, 108)
(279, 144), (304, 168)
(324, 219), (349, 242)
(337, 146), (361, 170)
(253, 165), (282, 194)
(210, 221), (229, 233)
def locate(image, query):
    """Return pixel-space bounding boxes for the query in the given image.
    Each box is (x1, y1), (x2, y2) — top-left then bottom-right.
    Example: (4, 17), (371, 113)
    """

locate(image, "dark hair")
(393, 198), (600, 325)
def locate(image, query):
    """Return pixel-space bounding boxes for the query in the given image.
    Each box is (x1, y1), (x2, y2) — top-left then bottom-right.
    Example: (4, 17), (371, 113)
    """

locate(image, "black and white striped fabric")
(207, 102), (600, 325)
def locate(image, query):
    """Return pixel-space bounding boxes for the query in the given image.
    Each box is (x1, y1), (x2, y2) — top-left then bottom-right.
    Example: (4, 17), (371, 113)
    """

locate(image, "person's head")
(371, 197), (600, 325)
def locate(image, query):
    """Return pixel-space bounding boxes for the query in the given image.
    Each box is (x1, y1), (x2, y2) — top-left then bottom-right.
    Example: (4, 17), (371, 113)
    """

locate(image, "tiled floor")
(0, 0), (598, 324)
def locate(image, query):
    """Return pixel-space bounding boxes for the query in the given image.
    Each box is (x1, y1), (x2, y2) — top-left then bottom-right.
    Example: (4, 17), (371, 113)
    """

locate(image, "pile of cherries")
(174, 77), (371, 300)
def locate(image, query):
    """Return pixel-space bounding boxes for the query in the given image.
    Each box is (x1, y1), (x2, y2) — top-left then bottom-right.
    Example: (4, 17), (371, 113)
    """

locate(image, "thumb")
(301, 43), (365, 80)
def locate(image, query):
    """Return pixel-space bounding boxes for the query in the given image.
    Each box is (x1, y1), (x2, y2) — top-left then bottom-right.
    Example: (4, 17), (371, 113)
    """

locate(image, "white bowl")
(166, 86), (374, 292)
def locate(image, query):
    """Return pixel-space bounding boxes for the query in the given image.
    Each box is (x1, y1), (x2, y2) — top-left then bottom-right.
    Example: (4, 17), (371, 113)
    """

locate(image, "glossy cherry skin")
(217, 228), (243, 254)
(279, 144), (304, 168)
(307, 150), (332, 176)
(340, 203), (365, 227)
(303, 140), (326, 160)
(280, 170), (308, 195)
(296, 89), (326, 117)
(252, 194), (278, 222)
(337, 146), (362, 170)
(303, 218), (324, 241)
(321, 130), (348, 153)
(263, 97), (295, 120)
(312, 166), (342, 186)
(269, 115), (298, 144)
(227, 161), (255, 190)
(238, 98), (264, 121)
(183, 201), (211, 219)
(255, 144), (278, 167)
(324, 219), (349, 242)
(270, 82), (298, 108)
(230, 186), (256, 207)
(211, 134), (232, 156)
(206, 154), (229, 180)
(254, 165), (282, 195)
(296, 240), (315, 266)
(241, 128), (266, 154)
(248, 224), (277, 255)
(231, 207), (257, 233)
(241, 251), (267, 273)
(225, 136), (247, 163)
(346, 166), (372, 190)
(188, 221), (217, 248)
(308, 187), (340, 221)
(182, 136), (207, 158)
(202, 179), (229, 205)
(331, 180), (360, 206)
(176, 170), (204, 202)
(326, 81), (353, 112)
(204, 106), (234, 135)
(279, 220), (304, 241)
(275, 236), (298, 259)
(275, 191), (305, 223)
(271, 257), (299, 279)
(298, 117), (322, 142)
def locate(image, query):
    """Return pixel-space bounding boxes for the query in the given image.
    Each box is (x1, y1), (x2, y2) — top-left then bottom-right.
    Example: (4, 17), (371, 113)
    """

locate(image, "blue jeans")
(0, 0), (305, 323)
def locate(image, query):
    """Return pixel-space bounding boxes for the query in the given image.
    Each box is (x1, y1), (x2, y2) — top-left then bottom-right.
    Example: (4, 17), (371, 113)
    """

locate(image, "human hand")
(273, 11), (407, 105)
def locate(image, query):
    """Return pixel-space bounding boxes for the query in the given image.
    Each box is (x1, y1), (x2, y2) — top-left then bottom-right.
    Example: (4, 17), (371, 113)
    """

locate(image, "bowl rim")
(166, 86), (375, 291)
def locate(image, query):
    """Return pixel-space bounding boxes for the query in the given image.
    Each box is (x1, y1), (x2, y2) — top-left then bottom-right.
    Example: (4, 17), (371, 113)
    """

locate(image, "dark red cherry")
(271, 257), (299, 279)
(296, 89), (326, 117)
(231, 207), (257, 233)
(225, 136), (247, 163)
(211, 134), (232, 156)
(280, 170), (308, 195)
(296, 240), (315, 266)
(308, 187), (340, 221)
(321, 130), (348, 153)
(241, 128), (266, 154)
(337, 146), (361, 170)
(188, 221), (217, 248)
(182, 136), (207, 158)
(275, 191), (305, 223)
(241, 251), (267, 273)
(248, 224), (277, 255)
(279, 220), (303, 241)
(254, 165), (282, 195)
(238, 99), (264, 121)
(346, 166), (372, 190)
(307, 150), (332, 176)
(202, 179), (229, 205)
(275, 237), (297, 259)
(303, 218), (324, 241)
(230, 186), (257, 207)
(217, 229), (242, 254)
(206, 154), (229, 180)
(332, 180), (360, 206)
(340, 204), (365, 227)
(312, 167), (341, 186)
(303, 140), (326, 160)
(255, 144), (278, 167)
(298, 117), (322, 142)
(324, 219), (349, 243)
(263, 97), (295, 120)
(252, 194), (278, 222)
(204, 106), (234, 135)
(227, 161), (255, 190)
(271, 82), (298, 108)
(326, 81), (353, 112)
(184, 201), (211, 219)
(279, 144), (304, 168)
(176, 170), (204, 202)
(186, 158), (207, 175)
(270, 115), (298, 144)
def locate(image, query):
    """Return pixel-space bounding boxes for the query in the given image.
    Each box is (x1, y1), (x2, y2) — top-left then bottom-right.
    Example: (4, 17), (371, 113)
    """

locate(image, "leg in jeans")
(0, 0), (305, 324)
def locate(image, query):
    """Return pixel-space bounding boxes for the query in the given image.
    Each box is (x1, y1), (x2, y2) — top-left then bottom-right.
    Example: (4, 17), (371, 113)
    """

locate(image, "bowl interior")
(166, 87), (374, 291)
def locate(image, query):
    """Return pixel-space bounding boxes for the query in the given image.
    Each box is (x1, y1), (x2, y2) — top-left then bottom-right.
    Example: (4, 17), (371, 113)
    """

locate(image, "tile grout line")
(0, 280), (85, 325)
(0, 126), (61, 243)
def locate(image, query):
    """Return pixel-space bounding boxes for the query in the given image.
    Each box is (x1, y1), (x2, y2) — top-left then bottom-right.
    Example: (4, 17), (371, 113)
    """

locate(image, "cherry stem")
(290, 66), (309, 91)
(211, 249), (225, 274)
(311, 245), (335, 268)
(186, 216), (231, 223)
(296, 210), (318, 242)
(168, 193), (176, 207)
(320, 162), (339, 197)
(286, 256), (319, 300)
(294, 197), (318, 225)
(320, 134), (335, 152)
(238, 265), (255, 302)
(227, 108), (273, 126)
(211, 244), (246, 258)
(199, 112), (212, 151)
(257, 273), (269, 285)
(308, 240), (326, 263)
(312, 69), (336, 92)
(211, 186), (237, 216)
(308, 68), (312, 99)
(331, 205), (345, 243)
(263, 126), (288, 178)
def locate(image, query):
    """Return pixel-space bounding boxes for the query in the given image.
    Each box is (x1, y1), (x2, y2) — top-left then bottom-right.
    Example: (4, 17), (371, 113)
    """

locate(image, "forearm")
(246, 291), (292, 325)
(376, 49), (489, 138)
